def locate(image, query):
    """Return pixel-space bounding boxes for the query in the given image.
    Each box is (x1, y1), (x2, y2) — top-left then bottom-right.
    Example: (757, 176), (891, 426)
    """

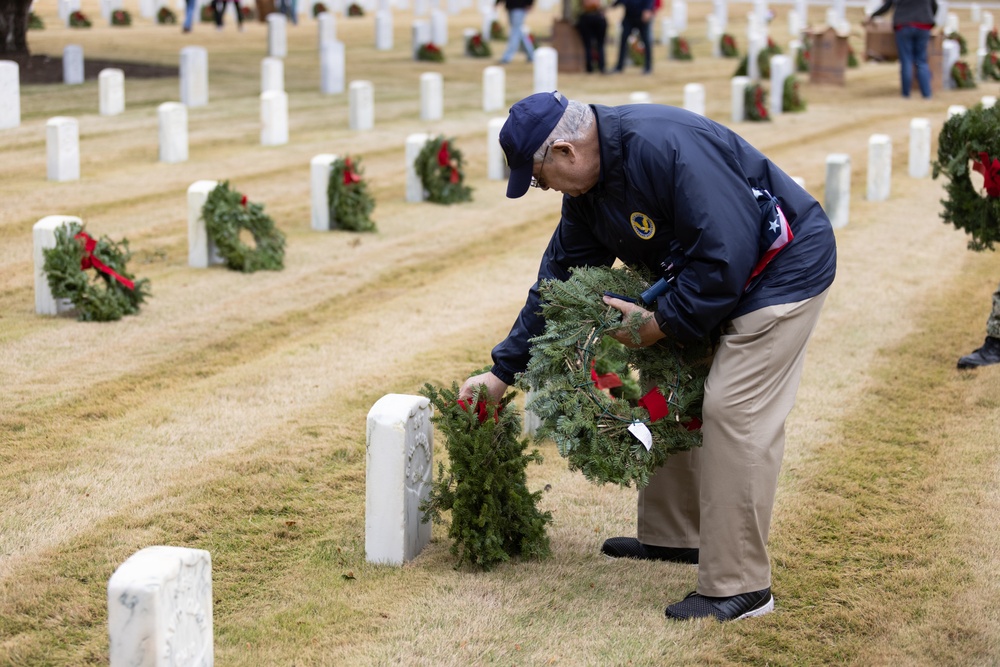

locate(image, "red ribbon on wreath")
(973, 152), (1000, 198)
(590, 360), (623, 390)
(74, 231), (135, 290)
(240, 194), (248, 207)
(754, 87), (769, 120)
(343, 157), (361, 185)
(457, 399), (501, 424)
(637, 387), (669, 422)
(437, 141), (461, 184)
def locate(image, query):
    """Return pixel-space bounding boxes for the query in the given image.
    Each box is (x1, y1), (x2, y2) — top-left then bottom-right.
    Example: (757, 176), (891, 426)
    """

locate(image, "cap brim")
(506, 162), (534, 199)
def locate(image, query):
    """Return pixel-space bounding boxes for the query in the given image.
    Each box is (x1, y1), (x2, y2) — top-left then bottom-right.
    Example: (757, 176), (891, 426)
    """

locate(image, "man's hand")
(602, 295), (666, 348)
(459, 370), (509, 403)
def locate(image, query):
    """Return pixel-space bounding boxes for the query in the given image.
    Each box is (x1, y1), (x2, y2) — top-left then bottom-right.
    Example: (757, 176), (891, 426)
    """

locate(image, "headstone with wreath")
(414, 135), (473, 205)
(195, 181), (286, 272)
(188, 180), (223, 268)
(731, 75), (750, 122)
(405, 133), (431, 203)
(324, 154), (377, 231)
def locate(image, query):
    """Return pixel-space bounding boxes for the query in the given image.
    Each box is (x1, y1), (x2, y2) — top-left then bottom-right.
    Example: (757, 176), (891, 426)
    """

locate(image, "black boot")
(957, 336), (1000, 369)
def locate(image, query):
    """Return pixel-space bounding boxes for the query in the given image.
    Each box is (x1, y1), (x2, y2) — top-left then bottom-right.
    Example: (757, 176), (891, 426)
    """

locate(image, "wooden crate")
(809, 27), (849, 85)
(551, 18), (586, 73)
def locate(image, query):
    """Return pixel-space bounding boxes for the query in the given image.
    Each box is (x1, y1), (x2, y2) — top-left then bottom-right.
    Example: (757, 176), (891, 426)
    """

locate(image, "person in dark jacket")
(613, 0), (654, 73)
(459, 91), (837, 621)
(497, 0), (536, 64)
(866, 0), (938, 98)
(576, 0), (609, 73)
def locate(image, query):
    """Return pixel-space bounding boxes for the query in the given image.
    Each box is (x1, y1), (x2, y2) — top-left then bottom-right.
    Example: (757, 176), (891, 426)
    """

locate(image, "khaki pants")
(637, 289), (829, 597)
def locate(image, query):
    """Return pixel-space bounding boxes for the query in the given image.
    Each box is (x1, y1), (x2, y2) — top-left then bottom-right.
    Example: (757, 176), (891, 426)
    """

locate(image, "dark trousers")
(616, 15), (652, 72)
(577, 12), (608, 73)
(212, 0), (243, 26)
(894, 25), (932, 98)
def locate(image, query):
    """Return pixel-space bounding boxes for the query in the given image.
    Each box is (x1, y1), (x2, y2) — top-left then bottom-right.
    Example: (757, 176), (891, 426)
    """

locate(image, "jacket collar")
(592, 104), (625, 203)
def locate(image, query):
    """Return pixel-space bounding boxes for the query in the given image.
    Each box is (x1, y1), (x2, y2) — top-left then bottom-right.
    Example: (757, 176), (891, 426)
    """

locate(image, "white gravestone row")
(99, 68), (125, 116)
(487, 116), (507, 181)
(683, 83), (705, 116)
(412, 21), (432, 59)
(261, 90), (289, 146)
(825, 153), (851, 229)
(365, 394), (433, 565)
(33, 216), (79, 316)
(630, 91), (652, 104)
(731, 75), (750, 123)
(318, 12), (337, 48)
(58, 0), (80, 24)
(349, 80), (375, 131)
(268, 13), (288, 58)
(180, 46), (209, 108)
(909, 118), (931, 179)
(420, 72), (443, 121)
(311, 153), (337, 231)
(942, 39), (960, 90)
(262, 57), (284, 94)
(0, 60), (19, 130)
(188, 180), (225, 268)
(64, 45), (84, 86)
(482, 65), (505, 112)
(376, 10), (394, 50)
(405, 133), (431, 202)
(46, 117), (80, 182)
(321, 41), (346, 95)
(430, 9), (448, 46)
(769, 54), (792, 118)
(533, 46), (558, 94)
(107, 546), (213, 667)
(158, 102), (189, 163)
(866, 134), (892, 202)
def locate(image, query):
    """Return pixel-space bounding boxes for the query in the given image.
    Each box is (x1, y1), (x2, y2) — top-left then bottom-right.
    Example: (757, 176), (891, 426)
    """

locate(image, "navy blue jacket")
(491, 104), (837, 385)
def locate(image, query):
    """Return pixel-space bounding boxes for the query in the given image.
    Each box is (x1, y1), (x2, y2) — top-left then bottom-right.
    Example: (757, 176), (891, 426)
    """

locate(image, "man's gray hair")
(533, 97), (594, 163)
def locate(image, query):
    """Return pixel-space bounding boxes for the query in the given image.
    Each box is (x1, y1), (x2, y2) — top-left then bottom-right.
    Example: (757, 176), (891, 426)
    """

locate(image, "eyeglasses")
(529, 141), (556, 191)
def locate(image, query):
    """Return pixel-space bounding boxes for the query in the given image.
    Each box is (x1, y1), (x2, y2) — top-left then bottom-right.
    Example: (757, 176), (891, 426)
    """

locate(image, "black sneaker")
(665, 588), (774, 621)
(600, 537), (698, 564)
(957, 336), (1000, 369)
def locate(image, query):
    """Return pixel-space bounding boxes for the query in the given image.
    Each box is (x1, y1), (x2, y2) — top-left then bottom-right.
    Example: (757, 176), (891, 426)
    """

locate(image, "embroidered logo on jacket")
(630, 212), (655, 239)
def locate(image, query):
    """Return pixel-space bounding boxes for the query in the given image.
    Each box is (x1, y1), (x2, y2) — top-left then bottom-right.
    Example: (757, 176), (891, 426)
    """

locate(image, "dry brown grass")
(2, 2), (1000, 665)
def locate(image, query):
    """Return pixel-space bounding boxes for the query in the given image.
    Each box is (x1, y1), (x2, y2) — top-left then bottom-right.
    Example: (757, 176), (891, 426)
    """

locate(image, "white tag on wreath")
(627, 421), (653, 451)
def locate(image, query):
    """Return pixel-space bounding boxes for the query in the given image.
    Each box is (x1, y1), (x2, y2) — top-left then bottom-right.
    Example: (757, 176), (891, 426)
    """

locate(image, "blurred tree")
(0, 0), (31, 55)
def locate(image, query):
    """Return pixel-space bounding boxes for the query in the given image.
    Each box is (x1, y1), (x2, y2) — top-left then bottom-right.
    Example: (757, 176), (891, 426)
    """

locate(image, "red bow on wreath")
(973, 152), (1000, 198)
(590, 361), (623, 390)
(74, 231), (135, 290)
(437, 141), (461, 184)
(457, 399), (502, 424)
(343, 157), (361, 185)
(754, 88), (769, 120)
(240, 194), (248, 207)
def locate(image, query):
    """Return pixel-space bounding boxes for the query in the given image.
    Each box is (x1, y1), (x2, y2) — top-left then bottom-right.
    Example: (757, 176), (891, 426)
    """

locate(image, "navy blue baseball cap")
(499, 91), (569, 198)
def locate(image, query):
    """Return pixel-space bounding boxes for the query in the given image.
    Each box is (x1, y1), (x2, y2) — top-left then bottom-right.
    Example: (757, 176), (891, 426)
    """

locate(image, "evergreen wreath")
(69, 10), (91, 27)
(628, 35), (646, 66)
(156, 6), (177, 24)
(465, 32), (491, 57)
(783, 75), (806, 111)
(415, 135), (473, 205)
(946, 31), (968, 55)
(42, 221), (150, 322)
(241, 5), (255, 20)
(417, 42), (444, 62)
(796, 41), (811, 72)
(347, 2), (364, 16)
(982, 51), (1000, 81)
(419, 380), (552, 570)
(671, 36), (693, 60)
(933, 102), (1000, 251)
(28, 11), (44, 29)
(745, 82), (770, 121)
(201, 181), (286, 272)
(988, 28), (1000, 52)
(111, 9), (131, 26)
(312, 2), (327, 16)
(951, 61), (977, 89)
(720, 33), (739, 58)
(847, 43), (858, 67)
(490, 19), (507, 41)
(518, 265), (712, 489)
(200, 4), (213, 21)
(326, 156), (377, 232)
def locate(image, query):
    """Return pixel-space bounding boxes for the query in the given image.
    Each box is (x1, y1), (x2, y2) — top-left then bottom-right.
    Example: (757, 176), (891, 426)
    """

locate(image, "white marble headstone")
(46, 117), (80, 182)
(311, 153), (337, 231)
(683, 83), (705, 115)
(730, 75), (750, 122)
(261, 57), (284, 94)
(0, 60), (20, 130)
(420, 72), (443, 121)
(533, 46), (558, 94)
(187, 180), (223, 268)
(99, 68), (125, 116)
(158, 102), (188, 163)
(769, 54), (791, 117)
(942, 39), (960, 90)
(107, 546), (213, 667)
(179, 46), (208, 108)
(908, 118), (930, 178)
(376, 10), (394, 50)
(320, 41), (345, 95)
(825, 153), (851, 229)
(318, 11), (337, 48)
(405, 133), (431, 202)
(430, 9), (448, 46)
(33, 215), (79, 316)
(260, 90), (289, 146)
(630, 91), (652, 103)
(268, 13), (289, 58)
(866, 134), (892, 201)
(482, 65), (505, 112)
(947, 104), (966, 118)
(349, 80), (374, 131)
(487, 116), (507, 181)
(413, 21), (432, 59)
(63, 45), (84, 86)
(365, 394), (433, 565)
(671, 0), (687, 32)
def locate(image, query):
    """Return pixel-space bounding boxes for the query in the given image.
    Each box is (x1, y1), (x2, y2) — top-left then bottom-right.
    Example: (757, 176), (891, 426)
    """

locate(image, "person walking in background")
(496, 0), (536, 64)
(182, 0), (197, 32)
(277, 0), (298, 25)
(957, 284), (1000, 368)
(212, 0), (244, 30)
(460, 91), (837, 621)
(576, 0), (609, 73)
(865, 0), (938, 98)
(613, 0), (654, 74)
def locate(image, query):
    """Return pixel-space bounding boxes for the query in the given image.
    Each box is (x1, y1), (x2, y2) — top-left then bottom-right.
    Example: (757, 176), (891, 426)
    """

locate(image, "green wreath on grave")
(465, 32), (492, 58)
(988, 28), (1000, 52)
(628, 34), (646, 66)
(720, 33), (739, 58)
(847, 43), (859, 67)
(326, 156), (377, 232)
(156, 6), (177, 23)
(69, 10), (91, 27)
(202, 181), (286, 272)
(312, 2), (327, 16)
(42, 221), (151, 322)
(417, 42), (445, 62)
(111, 9), (132, 26)
(734, 38), (782, 77)
(419, 380), (552, 570)
(983, 52), (1000, 81)
(933, 102), (1000, 251)
(490, 19), (507, 41)
(946, 31), (968, 56)
(797, 39), (811, 72)
(745, 82), (770, 121)
(28, 11), (44, 29)
(783, 75), (806, 112)
(951, 61), (977, 89)
(347, 2), (364, 16)
(671, 36), (693, 61)
(200, 4), (214, 21)
(415, 136), (473, 205)
(518, 265), (712, 488)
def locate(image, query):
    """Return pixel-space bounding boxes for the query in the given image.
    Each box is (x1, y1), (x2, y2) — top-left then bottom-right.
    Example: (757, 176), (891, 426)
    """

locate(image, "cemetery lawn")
(3, 2), (1000, 665)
